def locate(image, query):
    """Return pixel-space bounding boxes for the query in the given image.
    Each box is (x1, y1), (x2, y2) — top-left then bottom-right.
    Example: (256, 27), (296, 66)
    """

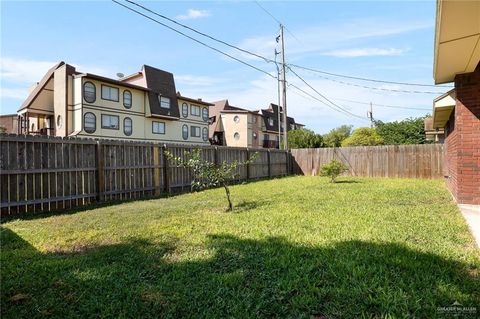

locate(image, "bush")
(286, 128), (323, 149)
(320, 159), (348, 183)
(341, 127), (384, 147)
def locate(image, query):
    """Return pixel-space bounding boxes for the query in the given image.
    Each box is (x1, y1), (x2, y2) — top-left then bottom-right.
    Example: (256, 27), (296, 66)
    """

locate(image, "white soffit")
(434, 0), (480, 84)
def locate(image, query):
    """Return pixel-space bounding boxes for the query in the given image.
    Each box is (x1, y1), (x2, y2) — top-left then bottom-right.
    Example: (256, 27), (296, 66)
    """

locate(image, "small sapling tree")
(166, 149), (258, 211)
(320, 159), (348, 183)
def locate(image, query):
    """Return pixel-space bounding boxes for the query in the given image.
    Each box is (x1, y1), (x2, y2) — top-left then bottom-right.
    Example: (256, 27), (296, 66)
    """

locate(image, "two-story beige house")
(209, 100), (303, 149)
(16, 62), (212, 144)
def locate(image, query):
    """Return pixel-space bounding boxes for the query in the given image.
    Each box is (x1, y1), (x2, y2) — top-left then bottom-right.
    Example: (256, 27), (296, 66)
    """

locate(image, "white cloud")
(322, 48), (408, 58)
(1, 57), (56, 84)
(235, 20), (430, 61)
(0, 87), (28, 100)
(176, 9), (210, 20)
(175, 74), (220, 87)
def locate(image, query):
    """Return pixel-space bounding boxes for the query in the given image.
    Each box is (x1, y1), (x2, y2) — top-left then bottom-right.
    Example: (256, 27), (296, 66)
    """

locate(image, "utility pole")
(279, 24), (288, 150)
(367, 102), (374, 128)
(275, 49), (282, 149)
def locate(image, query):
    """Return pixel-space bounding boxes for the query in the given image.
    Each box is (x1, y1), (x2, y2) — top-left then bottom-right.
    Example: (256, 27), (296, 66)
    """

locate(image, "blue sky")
(1, 0), (450, 134)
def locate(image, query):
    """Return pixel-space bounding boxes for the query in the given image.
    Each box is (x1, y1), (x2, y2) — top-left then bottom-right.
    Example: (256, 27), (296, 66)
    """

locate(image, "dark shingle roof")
(143, 65), (180, 118)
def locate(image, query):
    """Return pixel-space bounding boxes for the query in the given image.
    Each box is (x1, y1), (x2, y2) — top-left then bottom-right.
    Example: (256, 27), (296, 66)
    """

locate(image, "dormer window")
(268, 118), (274, 126)
(159, 96), (170, 109)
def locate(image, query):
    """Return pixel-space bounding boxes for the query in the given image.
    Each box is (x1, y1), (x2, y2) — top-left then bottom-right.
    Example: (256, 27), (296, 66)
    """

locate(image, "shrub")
(320, 159), (348, 183)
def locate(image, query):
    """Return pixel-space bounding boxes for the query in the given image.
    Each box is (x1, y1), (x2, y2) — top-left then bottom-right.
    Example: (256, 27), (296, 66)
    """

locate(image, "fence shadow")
(2, 229), (478, 318)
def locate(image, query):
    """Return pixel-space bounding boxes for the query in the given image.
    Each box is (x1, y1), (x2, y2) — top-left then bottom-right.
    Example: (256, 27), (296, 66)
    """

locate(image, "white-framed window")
(268, 118), (274, 126)
(123, 90), (132, 109)
(234, 132), (240, 140)
(290, 123), (295, 130)
(159, 96), (170, 109)
(234, 115), (240, 123)
(101, 114), (119, 129)
(191, 126), (201, 137)
(182, 103), (188, 117)
(152, 121), (165, 134)
(190, 104), (201, 116)
(202, 108), (208, 122)
(101, 85), (119, 101)
(182, 124), (188, 140)
(124, 117), (133, 136)
(84, 112), (96, 134)
(202, 127), (208, 141)
(83, 81), (96, 103)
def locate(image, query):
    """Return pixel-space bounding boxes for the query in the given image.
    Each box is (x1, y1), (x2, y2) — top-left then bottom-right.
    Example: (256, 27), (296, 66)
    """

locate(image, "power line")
(331, 97), (431, 111)
(288, 83), (370, 122)
(112, 0), (276, 79)
(289, 63), (452, 88)
(121, 0), (450, 93)
(291, 67), (446, 94)
(124, 0), (276, 64)
(287, 66), (367, 120)
(253, 1), (301, 43)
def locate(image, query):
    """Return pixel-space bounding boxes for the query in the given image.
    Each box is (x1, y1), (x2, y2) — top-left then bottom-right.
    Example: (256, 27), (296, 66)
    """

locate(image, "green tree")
(342, 127), (384, 147)
(0, 125), (6, 133)
(166, 149), (258, 211)
(286, 128), (323, 149)
(320, 159), (348, 183)
(374, 116), (430, 145)
(323, 125), (353, 147)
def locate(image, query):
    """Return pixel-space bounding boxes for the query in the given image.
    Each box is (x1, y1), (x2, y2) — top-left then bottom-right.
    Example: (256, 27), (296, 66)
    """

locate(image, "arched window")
(182, 124), (188, 140)
(123, 90), (132, 109)
(182, 103), (188, 118)
(83, 81), (96, 103)
(202, 108), (208, 122)
(234, 132), (240, 140)
(234, 115), (240, 123)
(202, 127), (208, 141)
(84, 112), (96, 133)
(124, 117), (132, 136)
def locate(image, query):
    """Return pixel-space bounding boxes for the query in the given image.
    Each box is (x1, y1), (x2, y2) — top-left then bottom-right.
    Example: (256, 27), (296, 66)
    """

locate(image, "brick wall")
(445, 63), (480, 204)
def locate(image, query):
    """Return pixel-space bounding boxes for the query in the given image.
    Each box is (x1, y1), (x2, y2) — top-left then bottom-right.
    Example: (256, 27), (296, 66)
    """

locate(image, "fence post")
(267, 149), (271, 178)
(162, 144), (170, 194)
(214, 146), (219, 166)
(153, 145), (161, 196)
(96, 140), (105, 202)
(246, 148), (250, 180)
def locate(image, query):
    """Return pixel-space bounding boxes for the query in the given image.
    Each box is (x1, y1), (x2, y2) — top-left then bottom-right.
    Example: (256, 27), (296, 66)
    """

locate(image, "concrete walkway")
(459, 204), (480, 248)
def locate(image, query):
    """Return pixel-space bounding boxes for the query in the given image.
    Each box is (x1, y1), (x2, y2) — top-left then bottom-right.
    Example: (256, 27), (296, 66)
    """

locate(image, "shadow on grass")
(1, 228), (478, 318)
(1, 176), (292, 223)
(333, 180), (362, 184)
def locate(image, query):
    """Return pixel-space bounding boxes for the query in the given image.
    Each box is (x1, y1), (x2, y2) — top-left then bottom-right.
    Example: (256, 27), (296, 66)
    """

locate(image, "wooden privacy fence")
(0, 134), (289, 216)
(291, 144), (444, 179)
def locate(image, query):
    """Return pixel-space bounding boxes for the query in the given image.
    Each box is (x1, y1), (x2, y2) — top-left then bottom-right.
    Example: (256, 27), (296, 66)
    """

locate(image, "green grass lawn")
(2, 176), (479, 318)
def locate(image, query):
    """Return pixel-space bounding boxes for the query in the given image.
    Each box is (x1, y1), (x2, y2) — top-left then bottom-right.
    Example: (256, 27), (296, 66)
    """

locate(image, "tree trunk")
(223, 184), (232, 211)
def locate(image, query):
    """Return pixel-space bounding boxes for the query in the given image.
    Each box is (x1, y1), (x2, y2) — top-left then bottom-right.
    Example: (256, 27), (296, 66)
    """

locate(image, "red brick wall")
(445, 63), (480, 204)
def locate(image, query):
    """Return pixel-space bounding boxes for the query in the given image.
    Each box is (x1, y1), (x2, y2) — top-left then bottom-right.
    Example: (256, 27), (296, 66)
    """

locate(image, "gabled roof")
(18, 61), (65, 112)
